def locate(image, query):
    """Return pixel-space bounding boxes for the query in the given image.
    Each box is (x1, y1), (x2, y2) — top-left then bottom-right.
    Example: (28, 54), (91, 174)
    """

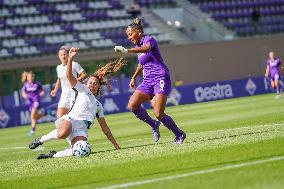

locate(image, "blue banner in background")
(0, 76), (282, 128)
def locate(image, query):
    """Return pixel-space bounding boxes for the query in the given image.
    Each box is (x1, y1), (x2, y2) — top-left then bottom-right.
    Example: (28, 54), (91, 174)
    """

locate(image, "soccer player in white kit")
(50, 46), (88, 118)
(29, 47), (121, 159)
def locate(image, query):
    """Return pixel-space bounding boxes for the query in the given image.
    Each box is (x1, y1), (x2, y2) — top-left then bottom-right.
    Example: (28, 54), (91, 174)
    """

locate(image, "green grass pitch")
(1, 93), (284, 189)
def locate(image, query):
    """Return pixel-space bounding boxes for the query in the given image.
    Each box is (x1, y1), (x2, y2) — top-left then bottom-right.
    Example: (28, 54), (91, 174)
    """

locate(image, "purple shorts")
(136, 75), (171, 98)
(28, 100), (40, 112)
(271, 73), (280, 81)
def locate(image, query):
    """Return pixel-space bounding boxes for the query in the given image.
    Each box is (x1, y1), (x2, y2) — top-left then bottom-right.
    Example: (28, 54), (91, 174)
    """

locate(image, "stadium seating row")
(188, 0), (284, 36)
(0, 0), (174, 59)
(0, 33), (171, 58)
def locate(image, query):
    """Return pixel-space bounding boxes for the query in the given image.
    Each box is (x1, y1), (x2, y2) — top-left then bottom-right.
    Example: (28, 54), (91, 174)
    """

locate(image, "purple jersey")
(22, 81), (43, 103)
(136, 35), (170, 78)
(267, 58), (281, 76)
(135, 35), (171, 97)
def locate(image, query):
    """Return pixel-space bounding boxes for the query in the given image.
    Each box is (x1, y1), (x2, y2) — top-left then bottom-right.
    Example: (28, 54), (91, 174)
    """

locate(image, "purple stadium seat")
(26, 0), (44, 3)
(37, 4), (56, 14)
(61, 23), (74, 32)
(0, 19), (5, 27)
(77, 2), (89, 10)
(12, 28), (25, 37)
(48, 14), (62, 23)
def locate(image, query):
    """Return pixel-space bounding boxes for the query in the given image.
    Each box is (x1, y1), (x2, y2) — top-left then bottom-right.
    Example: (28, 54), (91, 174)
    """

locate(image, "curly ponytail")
(92, 57), (127, 97)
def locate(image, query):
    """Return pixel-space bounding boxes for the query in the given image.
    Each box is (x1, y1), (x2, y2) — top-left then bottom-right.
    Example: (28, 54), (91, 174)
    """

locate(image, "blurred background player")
(21, 71), (45, 136)
(114, 18), (186, 144)
(265, 51), (283, 98)
(29, 47), (124, 159)
(50, 46), (88, 118)
(174, 76), (183, 87)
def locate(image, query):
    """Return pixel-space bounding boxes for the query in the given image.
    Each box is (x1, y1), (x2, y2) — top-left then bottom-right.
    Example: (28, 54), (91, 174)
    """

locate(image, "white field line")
(199, 122), (284, 133)
(0, 146), (45, 151)
(0, 146), (27, 150)
(1, 122), (283, 151)
(97, 155), (284, 189)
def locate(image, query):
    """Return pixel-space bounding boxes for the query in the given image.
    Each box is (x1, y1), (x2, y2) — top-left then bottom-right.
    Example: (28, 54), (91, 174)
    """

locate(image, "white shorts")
(58, 92), (74, 109)
(55, 115), (89, 143)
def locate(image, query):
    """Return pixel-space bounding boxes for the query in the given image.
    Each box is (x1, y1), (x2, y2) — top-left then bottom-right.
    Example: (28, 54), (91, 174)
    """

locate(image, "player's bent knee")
(57, 130), (69, 139)
(128, 103), (137, 112)
(154, 111), (164, 120)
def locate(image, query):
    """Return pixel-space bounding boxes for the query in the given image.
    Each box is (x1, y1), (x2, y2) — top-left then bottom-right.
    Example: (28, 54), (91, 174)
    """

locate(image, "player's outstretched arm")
(129, 64), (143, 89)
(97, 117), (120, 150)
(50, 79), (61, 97)
(21, 90), (27, 99)
(114, 44), (151, 54)
(67, 47), (79, 87)
(77, 71), (88, 82)
(128, 43), (151, 53)
(265, 66), (269, 77)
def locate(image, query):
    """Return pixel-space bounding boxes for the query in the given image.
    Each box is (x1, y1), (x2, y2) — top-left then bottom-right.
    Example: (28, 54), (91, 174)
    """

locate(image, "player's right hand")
(114, 46), (128, 54)
(50, 90), (57, 97)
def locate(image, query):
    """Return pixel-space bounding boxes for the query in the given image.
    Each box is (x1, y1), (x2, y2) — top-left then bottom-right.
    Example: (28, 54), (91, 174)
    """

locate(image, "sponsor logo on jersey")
(194, 83), (233, 102)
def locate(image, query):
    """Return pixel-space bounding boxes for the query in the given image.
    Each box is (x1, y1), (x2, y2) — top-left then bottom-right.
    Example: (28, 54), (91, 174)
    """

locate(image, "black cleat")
(29, 137), (43, 149)
(37, 150), (57, 159)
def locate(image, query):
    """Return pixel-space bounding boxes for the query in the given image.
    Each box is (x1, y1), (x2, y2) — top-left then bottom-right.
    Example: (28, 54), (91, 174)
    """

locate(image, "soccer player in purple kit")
(114, 18), (186, 144)
(21, 71), (45, 135)
(265, 51), (283, 98)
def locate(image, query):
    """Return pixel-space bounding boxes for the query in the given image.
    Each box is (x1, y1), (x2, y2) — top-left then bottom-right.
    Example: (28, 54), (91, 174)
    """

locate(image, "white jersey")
(67, 81), (98, 122)
(95, 100), (104, 118)
(56, 61), (84, 95)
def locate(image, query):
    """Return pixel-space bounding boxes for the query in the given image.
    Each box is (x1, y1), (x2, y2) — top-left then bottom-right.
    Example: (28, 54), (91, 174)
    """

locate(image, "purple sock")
(132, 106), (156, 128)
(32, 127), (35, 132)
(160, 114), (181, 136)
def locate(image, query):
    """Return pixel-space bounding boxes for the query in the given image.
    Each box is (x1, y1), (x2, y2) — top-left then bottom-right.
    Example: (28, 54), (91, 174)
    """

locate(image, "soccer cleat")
(28, 130), (35, 136)
(174, 131), (186, 144)
(152, 121), (161, 142)
(29, 137), (43, 149)
(37, 150), (57, 159)
(276, 94), (281, 99)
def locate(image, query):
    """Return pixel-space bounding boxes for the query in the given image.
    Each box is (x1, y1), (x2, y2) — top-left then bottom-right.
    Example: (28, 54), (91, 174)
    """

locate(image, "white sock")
(66, 138), (72, 146)
(40, 129), (58, 143)
(53, 148), (73, 158)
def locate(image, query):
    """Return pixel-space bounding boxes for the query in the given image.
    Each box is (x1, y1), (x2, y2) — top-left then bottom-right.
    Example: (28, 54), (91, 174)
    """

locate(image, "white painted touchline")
(0, 146), (45, 151)
(97, 155), (284, 189)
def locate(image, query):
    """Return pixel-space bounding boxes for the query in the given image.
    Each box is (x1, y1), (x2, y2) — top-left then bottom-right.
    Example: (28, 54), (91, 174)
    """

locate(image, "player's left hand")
(114, 46), (128, 54)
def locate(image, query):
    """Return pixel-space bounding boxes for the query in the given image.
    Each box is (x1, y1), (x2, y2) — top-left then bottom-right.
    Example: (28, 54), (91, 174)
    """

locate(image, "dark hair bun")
(133, 18), (142, 26)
